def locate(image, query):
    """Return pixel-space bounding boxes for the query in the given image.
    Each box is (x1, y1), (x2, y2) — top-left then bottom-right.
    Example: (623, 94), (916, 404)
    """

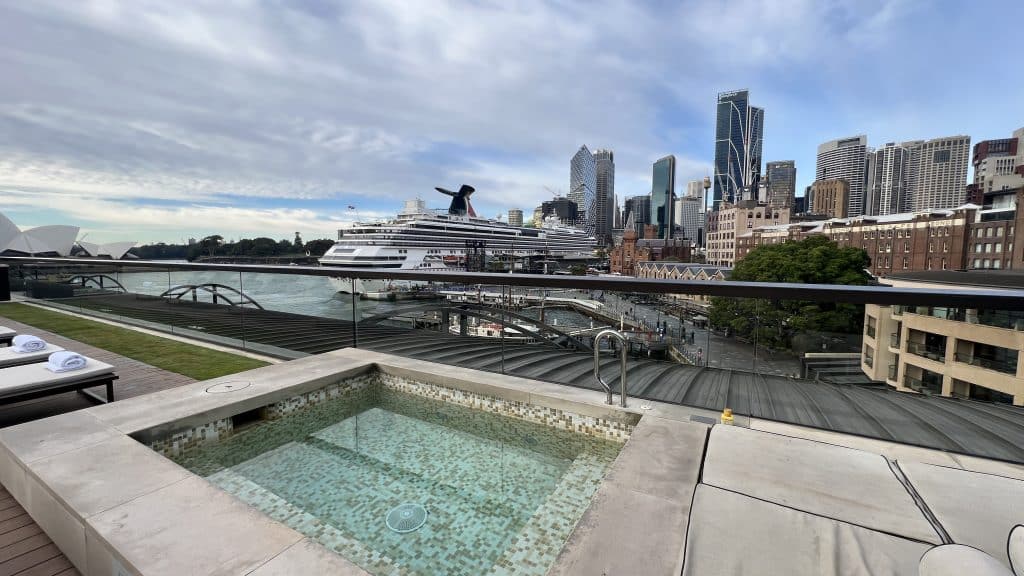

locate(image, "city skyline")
(1, 1), (1023, 242)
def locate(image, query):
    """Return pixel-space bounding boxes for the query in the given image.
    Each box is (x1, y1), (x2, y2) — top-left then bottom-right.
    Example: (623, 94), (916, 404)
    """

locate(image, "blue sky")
(0, 0), (1022, 243)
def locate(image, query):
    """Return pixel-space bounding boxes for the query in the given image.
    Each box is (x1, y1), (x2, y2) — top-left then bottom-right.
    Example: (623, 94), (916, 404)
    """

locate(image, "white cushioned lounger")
(0, 326), (15, 346)
(0, 356), (118, 404)
(0, 343), (66, 368)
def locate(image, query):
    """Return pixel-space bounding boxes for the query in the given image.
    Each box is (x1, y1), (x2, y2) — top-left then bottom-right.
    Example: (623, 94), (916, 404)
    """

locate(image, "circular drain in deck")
(386, 503), (427, 533)
(205, 381), (252, 394)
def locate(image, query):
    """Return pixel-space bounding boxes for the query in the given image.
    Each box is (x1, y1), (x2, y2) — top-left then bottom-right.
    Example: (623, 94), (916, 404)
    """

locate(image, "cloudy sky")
(1, 0), (1022, 244)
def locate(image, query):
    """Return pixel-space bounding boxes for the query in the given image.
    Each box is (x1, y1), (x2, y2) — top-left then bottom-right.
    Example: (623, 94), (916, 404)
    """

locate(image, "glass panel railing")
(953, 352), (1018, 375)
(906, 341), (946, 361)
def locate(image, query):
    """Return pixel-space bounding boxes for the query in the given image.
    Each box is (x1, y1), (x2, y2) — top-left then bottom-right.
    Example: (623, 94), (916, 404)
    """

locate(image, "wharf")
(28, 293), (1024, 463)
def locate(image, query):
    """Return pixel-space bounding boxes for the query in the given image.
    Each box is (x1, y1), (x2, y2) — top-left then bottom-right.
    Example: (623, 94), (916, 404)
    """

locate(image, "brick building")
(609, 224), (692, 275)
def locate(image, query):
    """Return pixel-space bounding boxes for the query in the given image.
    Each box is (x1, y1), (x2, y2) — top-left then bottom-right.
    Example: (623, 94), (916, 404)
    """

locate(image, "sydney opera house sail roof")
(0, 212), (136, 259)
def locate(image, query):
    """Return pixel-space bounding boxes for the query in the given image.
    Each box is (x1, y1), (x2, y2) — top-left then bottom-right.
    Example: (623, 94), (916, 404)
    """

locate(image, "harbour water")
(113, 270), (595, 327)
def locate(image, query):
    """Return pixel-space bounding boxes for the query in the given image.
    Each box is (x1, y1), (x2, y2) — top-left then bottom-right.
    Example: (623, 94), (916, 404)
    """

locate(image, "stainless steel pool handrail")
(594, 329), (628, 407)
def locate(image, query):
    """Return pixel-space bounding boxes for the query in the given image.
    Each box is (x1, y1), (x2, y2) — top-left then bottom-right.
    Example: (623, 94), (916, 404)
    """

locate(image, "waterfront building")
(507, 209), (524, 228)
(713, 89), (763, 209)
(650, 155), (676, 239)
(532, 205), (544, 226)
(810, 179), (850, 218)
(623, 195), (650, 236)
(866, 143), (912, 215)
(609, 219), (692, 275)
(907, 135), (970, 212)
(705, 201), (790, 267)
(765, 161), (796, 209)
(569, 145), (597, 235)
(541, 197), (578, 225)
(816, 136), (868, 217)
(862, 271), (1024, 405)
(593, 149), (615, 242)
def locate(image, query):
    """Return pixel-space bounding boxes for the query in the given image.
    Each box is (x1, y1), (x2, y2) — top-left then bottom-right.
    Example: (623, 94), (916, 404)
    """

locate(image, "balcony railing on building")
(953, 352), (1019, 375)
(904, 374), (942, 395)
(906, 341), (946, 362)
(889, 333), (900, 349)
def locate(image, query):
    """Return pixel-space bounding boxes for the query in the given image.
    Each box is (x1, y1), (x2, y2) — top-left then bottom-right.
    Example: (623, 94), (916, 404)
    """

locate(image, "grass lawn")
(0, 303), (268, 380)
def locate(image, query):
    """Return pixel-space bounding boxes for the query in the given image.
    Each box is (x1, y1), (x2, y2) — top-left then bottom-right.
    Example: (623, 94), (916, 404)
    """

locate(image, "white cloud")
(0, 0), (936, 239)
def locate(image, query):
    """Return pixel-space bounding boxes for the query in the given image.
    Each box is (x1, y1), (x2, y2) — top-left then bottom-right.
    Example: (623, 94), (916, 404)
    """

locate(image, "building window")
(996, 244), (1002, 253)
(986, 228), (993, 237)
(993, 259), (1002, 269)
(903, 257), (909, 269)
(941, 258), (947, 270)
(997, 228), (1004, 237)
(904, 241), (910, 252)
(985, 244), (992, 253)
(973, 258), (981, 268)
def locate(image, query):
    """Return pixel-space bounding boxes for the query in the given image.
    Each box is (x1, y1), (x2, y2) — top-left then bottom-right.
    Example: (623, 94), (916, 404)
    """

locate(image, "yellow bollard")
(720, 407), (734, 425)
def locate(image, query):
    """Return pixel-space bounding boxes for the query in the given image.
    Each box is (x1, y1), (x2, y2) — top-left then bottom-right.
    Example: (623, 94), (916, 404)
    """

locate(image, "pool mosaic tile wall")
(153, 371), (627, 576)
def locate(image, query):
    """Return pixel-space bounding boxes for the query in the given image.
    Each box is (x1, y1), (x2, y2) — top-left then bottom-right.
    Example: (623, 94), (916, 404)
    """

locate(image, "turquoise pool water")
(172, 387), (621, 576)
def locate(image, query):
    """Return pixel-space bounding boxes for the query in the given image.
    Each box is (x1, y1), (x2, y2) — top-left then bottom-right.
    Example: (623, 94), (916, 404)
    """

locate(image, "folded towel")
(12, 335), (46, 353)
(46, 351), (87, 373)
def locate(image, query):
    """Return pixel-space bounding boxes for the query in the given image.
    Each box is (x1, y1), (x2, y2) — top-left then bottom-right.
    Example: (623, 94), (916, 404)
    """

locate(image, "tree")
(708, 236), (872, 350)
(293, 232), (303, 251)
(199, 235), (223, 258)
(303, 239), (335, 256)
(569, 263), (587, 275)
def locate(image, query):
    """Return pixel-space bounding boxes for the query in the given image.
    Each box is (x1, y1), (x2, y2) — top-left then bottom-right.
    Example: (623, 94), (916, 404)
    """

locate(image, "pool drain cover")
(386, 503), (427, 533)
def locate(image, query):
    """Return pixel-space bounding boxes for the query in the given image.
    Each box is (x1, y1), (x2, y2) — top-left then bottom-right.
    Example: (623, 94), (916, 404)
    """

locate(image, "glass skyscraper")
(623, 195), (650, 235)
(593, 149), (615, 242)
(713, 90), (763, 209)
(569, 145), (597, 237)
(650, 155), (676, 239)
(765, 160), (796, 209)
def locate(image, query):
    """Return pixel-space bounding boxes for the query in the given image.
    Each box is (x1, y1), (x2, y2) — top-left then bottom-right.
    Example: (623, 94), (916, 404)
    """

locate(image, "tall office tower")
(623, 195), (650, 235)
(906, 136), (970, 211)
(765, 161), (796, 209)
(569, 145), (597, 236)
(713, 89), (763, 209)
(593, 149), (615, 242)
(675, 195), (704, 246)
(613, 195), (622, 229)
(816, 135), (868, 217)
(865, 143), (912, 215)
(650, 155), (676, 239)
(507, 209), (524, 227)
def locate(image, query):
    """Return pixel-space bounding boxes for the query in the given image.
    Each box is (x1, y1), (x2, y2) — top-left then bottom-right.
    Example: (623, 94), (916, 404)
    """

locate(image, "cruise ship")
(320, 185), (598, 293)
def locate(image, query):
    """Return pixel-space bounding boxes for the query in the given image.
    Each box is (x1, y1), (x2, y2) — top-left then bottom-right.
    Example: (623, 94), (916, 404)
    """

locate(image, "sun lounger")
(0, 356), (118, 405)
(0, 327), (14, 347)
(0, 343), (66, 368)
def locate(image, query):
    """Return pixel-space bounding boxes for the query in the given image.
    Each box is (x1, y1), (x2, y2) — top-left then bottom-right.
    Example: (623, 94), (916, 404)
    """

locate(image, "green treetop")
(708, 235), (872, 351)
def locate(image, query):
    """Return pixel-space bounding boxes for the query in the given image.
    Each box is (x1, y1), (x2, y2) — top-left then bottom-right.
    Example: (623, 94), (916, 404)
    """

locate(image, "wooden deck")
(0, 314), (196, 428)
(0, 487), (79, 576)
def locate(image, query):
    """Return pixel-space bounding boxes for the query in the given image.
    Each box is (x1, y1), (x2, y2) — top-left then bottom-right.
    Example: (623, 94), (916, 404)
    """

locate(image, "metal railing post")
(594, 328), (628, 407)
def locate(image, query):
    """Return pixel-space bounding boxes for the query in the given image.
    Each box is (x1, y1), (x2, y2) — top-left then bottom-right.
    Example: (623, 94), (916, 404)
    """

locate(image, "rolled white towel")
(46, 351), (87, 373)
(12, 335), (47, 353)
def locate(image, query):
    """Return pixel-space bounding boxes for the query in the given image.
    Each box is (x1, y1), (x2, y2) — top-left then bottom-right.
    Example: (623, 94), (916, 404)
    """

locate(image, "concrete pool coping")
(0, 348), (709, 576)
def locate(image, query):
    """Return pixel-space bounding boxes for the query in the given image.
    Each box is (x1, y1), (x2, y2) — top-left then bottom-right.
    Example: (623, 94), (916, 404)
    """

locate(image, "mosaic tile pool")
(169, 384), (623, 576)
